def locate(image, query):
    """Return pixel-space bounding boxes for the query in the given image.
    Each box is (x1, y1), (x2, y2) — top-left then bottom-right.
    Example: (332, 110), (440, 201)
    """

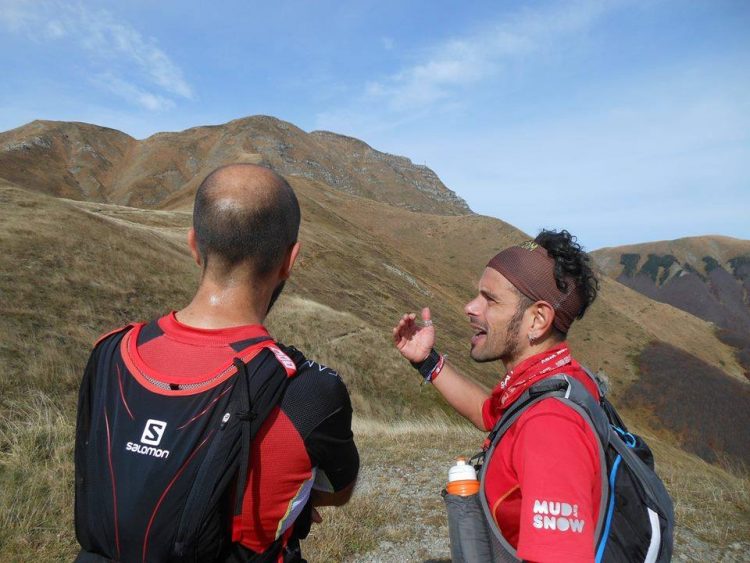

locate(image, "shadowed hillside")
(2, 115), (749, 560)
(593, 237), (750, 382)
(628, 342), (750, 464)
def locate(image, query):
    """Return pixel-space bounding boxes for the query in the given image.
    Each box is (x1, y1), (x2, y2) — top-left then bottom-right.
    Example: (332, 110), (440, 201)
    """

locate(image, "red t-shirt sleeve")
(511, 404), (600, 563)
(482, 387), (504, 431)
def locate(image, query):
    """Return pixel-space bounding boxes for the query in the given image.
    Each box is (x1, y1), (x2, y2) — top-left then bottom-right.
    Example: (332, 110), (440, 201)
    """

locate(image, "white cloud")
(320, 0), (621, 124)
(92, 73), (176, 112)
(0, 0), (34, 30)
(0, 0), (193, 109)
(45, 19), (66, 39)
(72, 6), (193, 99)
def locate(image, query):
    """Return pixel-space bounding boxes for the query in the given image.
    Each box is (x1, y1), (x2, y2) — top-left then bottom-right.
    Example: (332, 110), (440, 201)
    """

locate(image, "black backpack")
(74, 325), (300, 562)
(477, 371), (675, 563)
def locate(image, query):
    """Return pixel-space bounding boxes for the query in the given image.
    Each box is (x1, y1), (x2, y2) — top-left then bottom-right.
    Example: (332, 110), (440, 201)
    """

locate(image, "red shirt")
(481, 344), (602, 563)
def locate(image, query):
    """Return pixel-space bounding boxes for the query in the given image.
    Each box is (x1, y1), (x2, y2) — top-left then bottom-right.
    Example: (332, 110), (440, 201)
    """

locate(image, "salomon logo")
(125, 442), (170, 459)
(140, 419), (167, 446)
(125, 419), (170, 459)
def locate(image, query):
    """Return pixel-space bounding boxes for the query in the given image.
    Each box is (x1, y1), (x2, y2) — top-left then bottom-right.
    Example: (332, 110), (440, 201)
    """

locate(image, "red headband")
(487, 241), (582, 333)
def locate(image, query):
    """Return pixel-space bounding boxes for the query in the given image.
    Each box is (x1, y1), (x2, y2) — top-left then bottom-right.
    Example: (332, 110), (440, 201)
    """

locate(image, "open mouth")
(470, 325), (487, 345)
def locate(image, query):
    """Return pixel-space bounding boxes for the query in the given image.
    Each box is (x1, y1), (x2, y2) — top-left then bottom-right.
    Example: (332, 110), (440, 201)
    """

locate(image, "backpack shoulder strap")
(578, 366), (635, 432)
(92, 323), (136, 349)
(547, 377), (611, 544)
(478, 377), (570, 561)
(232, 346), (295, 508)
(553, 375), (611, 444)
(483, 376), (569, 448)
(171, 341), (296, 559)
(580, 366), (609, 398)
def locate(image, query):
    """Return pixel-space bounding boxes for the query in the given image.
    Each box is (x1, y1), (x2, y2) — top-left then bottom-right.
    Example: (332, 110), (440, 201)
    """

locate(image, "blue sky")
(1, 0), (748, 249)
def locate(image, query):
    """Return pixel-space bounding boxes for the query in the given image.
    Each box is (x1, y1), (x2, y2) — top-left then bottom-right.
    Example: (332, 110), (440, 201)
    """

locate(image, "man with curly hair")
(393, 230), (600, 563)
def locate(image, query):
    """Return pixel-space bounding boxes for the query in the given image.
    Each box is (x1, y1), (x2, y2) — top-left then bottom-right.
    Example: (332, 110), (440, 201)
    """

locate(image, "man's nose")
(464, 296), (479, 317)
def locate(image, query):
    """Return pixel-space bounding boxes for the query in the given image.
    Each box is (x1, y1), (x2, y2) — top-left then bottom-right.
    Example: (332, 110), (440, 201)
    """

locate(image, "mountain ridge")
(0, 116), (470, 215)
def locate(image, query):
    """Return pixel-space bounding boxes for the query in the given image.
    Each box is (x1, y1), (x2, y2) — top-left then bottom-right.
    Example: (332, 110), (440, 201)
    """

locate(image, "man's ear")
(187, 228), (203, 267)
(530, 301), (556, 339)
(279, 242), (301, 280)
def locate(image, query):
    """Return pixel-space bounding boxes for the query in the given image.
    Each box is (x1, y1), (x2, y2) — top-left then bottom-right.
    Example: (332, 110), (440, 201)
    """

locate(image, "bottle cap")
(448, 457), (477, 482)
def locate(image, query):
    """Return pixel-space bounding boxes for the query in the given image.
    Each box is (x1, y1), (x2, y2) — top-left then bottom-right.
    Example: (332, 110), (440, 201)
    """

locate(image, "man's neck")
(176, 278), (271, 329)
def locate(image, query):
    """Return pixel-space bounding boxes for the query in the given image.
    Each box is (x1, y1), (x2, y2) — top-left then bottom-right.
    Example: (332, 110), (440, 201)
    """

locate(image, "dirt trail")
(304, 421), (750, 563)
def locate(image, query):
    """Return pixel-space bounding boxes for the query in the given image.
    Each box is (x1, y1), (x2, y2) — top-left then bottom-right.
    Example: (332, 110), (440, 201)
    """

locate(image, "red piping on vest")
(116, 364), (135, 420)
(103, 408), (121, 560)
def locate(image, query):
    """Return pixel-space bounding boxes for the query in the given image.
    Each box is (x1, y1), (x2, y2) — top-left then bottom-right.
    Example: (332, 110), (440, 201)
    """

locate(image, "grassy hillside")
(1, 180), (749, 560)
(594, 235), (750, 277)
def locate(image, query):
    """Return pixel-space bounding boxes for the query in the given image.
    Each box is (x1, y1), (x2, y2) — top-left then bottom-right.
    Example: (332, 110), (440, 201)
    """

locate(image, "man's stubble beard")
(470, 304), (526, 364)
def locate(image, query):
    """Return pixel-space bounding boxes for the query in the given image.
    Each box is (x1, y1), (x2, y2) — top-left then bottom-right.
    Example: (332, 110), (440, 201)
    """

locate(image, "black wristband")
(411, 349), (441, 380)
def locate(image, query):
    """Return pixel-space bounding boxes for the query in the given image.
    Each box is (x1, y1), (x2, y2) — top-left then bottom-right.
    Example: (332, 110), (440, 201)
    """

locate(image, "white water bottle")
(446, 457), (479, 496)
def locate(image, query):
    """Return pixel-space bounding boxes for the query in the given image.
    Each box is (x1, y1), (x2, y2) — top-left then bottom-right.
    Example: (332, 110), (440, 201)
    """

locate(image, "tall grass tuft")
(0, 392), (77, 559)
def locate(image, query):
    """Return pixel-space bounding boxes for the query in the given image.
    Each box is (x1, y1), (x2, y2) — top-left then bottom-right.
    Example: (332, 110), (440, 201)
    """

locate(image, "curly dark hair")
(534, 229), (599, 322)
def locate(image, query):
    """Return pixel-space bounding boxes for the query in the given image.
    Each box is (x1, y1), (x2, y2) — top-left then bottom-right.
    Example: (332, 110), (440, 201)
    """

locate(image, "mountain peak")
(0, 116), (470, 215)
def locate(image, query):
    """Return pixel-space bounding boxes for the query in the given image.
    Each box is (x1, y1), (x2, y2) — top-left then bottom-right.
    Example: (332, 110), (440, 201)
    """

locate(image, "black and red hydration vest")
(74, 323), (300, 563)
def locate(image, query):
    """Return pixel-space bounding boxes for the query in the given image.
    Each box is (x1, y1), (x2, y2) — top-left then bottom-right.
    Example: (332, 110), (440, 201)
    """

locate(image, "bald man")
(74, 165), (359, 563)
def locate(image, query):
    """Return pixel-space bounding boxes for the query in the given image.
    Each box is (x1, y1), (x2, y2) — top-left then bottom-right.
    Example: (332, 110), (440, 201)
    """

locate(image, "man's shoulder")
(273, 344), (353, 441)
(92, 323), (137, 348)
(277, 343), (351, 404)
(277, 344), (341, 379)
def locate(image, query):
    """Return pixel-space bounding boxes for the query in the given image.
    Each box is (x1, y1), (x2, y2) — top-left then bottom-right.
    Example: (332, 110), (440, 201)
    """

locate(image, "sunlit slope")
(594, 235), (750, 276)
(0, 120), (135, 201)
(592, 235), (750, 339)
(74, 174), (745, 398)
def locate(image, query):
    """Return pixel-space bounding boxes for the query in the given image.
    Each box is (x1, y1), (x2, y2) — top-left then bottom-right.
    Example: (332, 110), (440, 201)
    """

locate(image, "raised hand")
(392, 307), (436, 364)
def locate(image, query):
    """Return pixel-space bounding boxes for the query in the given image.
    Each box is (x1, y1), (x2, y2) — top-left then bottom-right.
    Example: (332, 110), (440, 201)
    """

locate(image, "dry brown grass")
(1, 182), (749, 561)
(643, 430), (750, 547)
(627, 342), (750, 464)
(304, 419), (476, 562)
(0, 392), (77, 559)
